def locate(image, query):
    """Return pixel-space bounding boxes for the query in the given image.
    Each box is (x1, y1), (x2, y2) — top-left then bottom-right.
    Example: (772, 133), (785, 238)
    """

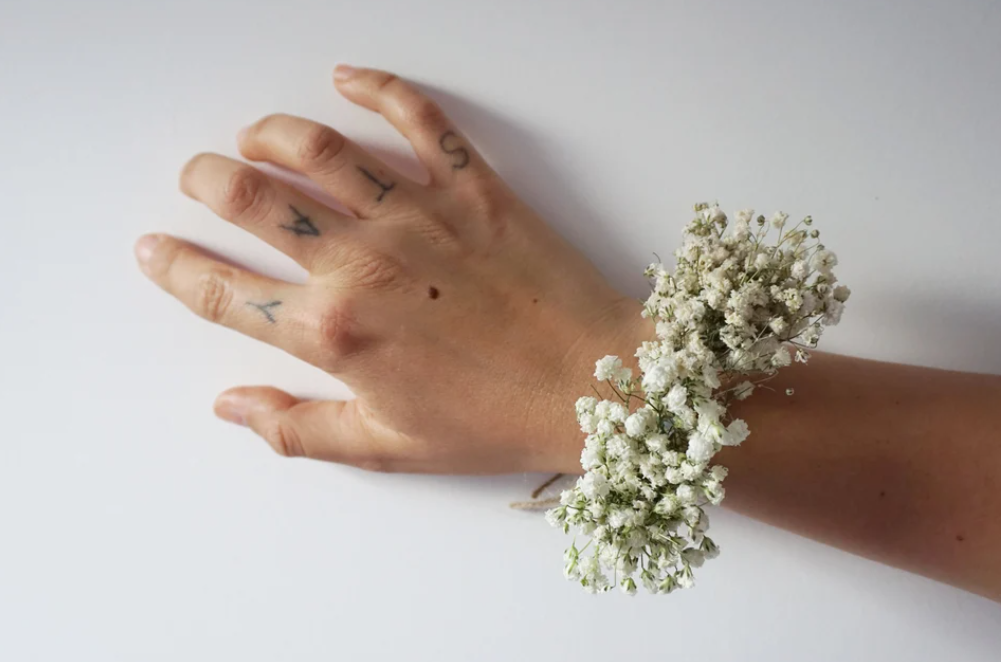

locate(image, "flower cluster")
(548, 203), (848, 594)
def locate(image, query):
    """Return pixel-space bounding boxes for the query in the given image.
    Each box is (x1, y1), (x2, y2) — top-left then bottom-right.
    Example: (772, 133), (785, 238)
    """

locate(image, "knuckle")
(375, 72), (402, 93)
(461, 176), (513, 236)
(222, 166), (272, 219)
(193, 268), (235, 323)
(262, 418), (304, 458)
(413, 214), (460, 248)
(317, 302), (361, 363)
(338, 248), (404, 291)
(298, 124), (347, 172)
(407, 97), (445, 129)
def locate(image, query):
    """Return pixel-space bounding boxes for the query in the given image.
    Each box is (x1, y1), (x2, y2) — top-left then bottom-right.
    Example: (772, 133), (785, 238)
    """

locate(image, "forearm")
(718, 351), (1001, 600)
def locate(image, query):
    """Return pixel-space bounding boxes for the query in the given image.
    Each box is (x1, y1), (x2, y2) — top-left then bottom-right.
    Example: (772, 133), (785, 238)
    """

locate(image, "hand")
(135, 65), (647, 475)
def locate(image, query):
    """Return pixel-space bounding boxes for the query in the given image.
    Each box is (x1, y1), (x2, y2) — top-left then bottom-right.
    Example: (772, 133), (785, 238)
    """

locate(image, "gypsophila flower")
(595, 355), (631, 383)
(550, 203), (847, 594)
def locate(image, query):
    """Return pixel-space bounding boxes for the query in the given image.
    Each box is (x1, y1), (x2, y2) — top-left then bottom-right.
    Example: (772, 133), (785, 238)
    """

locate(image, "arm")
(718, 351), (1001, 601)
(135, 65), (1000, 601)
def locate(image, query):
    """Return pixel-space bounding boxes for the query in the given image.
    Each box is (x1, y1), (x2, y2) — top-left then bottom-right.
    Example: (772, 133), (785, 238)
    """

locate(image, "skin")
(135, 65), (1001, 601)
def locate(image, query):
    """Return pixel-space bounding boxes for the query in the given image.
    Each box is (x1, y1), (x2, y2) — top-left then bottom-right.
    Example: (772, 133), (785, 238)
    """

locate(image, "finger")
(135, 234), (326, 367)
(238, 114), (417, 218)
(333, 65), (493, 186)
(213, 386), (401, 470)
(179, 153), (352, 272)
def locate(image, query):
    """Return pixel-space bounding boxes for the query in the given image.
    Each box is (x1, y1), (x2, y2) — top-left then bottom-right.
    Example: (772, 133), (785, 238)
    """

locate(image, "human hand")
(135, 65), (648, 475)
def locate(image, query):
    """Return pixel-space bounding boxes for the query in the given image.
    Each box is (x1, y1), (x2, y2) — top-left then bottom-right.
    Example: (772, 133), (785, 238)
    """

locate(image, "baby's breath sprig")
(548, 203), (849, 594)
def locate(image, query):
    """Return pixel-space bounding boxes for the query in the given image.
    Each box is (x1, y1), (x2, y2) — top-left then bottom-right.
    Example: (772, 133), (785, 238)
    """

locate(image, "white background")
(2, 0), (1000, 660)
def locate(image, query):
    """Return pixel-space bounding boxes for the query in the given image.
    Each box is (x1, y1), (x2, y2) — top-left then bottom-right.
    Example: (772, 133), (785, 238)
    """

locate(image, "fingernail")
(215, 393), (250, 427)
(134, 234), (161, 275)
(333, 64), (356, 82)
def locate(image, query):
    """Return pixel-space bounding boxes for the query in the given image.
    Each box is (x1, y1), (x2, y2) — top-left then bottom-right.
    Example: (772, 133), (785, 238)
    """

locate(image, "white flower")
(800, 324), (821, 346)
(791, 260), (808, 279)
(704, 481), (726, 506)
(645, 433), (669, 453)
(606, 434), (632, 459)
(579, 472), (610, 499)
(575, 396), (598, 416)
(682, 547), (706, 568)
(705, 205), (726, 224)
(702, 365), (721, 389)
(581, 445), (602, 470)
(771, 347), (792, 367)
(662, 451), (683, 467)
(686, 432), (715, 463)
(824, 299), (845, 325)
(733, 381), (755, 400)
(642, 362), (674, 393)
(833, 284), (851, 302)
(665, 384), (688, 412)
(594, 355), (630, 382)
(810, 249), (838, 275)
(607, 403), (628, 423)
(608, 507), (631, 529)
(579, 413), (599, 434)
(680, 461), (705, 481)
(676, 484), (697, 503)
(654, 494), (679, 515)
(706, 289), (726, 310)
(722, 419), (750, 446)
(770, 211), (789, 228)
(625, 408), (656, 438)
(782, 288), (803, 313)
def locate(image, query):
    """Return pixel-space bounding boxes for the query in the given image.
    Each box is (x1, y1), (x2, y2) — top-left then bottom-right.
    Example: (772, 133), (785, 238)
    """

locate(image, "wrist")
(539, 296), (653, 475)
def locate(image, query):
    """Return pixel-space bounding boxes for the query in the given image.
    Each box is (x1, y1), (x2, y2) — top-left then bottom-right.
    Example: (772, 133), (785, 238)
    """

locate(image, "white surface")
(2, 0), (1000, 660)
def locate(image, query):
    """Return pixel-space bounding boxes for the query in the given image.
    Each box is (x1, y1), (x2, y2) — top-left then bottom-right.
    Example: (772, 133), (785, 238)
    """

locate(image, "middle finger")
(239, 114), (419, 219)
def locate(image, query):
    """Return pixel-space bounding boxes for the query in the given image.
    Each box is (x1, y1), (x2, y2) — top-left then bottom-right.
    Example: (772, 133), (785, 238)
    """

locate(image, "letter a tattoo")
(280, 206), (320, 237)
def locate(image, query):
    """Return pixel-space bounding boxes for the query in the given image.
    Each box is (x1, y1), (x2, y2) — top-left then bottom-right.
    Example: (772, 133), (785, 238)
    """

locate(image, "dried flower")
(552, 204), (847, 594)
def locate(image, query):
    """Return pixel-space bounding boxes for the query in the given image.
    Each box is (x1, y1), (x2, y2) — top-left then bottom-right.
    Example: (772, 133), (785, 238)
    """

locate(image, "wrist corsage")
(549, 203), (848, 594)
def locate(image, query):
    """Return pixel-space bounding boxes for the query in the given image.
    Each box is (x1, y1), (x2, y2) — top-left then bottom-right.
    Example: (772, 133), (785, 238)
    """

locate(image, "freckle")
(428, 286), (440, 299)
(879, 491), (886, 498)
(532, 298), (539, 304)
(956, 534), (965, 542)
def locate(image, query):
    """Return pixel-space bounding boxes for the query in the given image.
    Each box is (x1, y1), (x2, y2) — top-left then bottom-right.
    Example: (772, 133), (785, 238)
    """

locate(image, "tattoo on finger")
(280, 205), (320, 237)
(439, 131), (470, 170)
(247, 300), (282, 324)
(356, 166), (396, 202)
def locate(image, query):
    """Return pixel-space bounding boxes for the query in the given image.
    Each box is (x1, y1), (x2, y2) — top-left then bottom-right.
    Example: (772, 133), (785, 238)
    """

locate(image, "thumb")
(214, 386), (393, 468)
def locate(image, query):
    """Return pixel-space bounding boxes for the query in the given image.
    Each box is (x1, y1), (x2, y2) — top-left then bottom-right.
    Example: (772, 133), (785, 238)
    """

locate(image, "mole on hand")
(428, 286), (440, 300)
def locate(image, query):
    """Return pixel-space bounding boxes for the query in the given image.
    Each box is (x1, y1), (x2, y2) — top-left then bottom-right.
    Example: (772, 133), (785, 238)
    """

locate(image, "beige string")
(509, 472), (565, 511)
